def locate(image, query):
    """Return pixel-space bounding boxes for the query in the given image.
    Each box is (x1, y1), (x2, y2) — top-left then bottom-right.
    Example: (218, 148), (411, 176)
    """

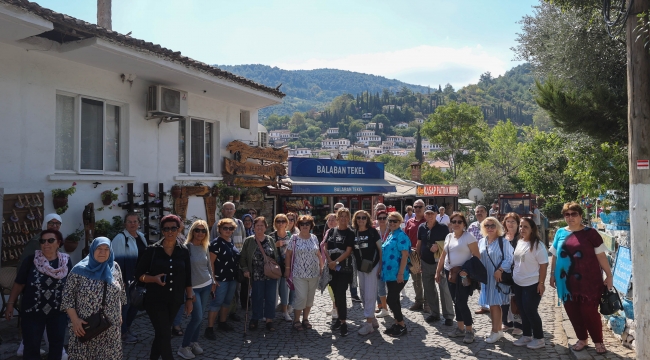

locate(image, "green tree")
(421, 101), (488, 179)
(348, 120), (364, 143)
(264, 114), (290, 130)
(484, 120), (521, 180)
(421, 163), (447, 184)
(288, 112), (307, 133)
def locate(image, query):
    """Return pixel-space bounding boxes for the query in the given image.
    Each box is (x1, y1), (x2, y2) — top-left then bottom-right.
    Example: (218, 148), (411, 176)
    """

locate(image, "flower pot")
(171, 186), (182, 199)
(234, 195), (241, 202)
(101, 195), (113, 206)
(53, 196), (68, 209)
(63, 239), (79, 253)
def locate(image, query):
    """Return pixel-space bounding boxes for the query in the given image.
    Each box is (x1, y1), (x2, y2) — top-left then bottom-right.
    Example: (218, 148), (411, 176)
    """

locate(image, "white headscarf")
(41, 213), (63, 230)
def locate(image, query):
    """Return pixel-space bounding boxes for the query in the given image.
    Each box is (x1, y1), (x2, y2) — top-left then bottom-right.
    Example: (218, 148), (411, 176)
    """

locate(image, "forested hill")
(217, 64), (431, 118)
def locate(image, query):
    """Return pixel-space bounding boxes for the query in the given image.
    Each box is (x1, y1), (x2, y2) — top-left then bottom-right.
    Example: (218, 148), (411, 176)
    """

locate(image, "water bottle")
(461, 275), (470, 287)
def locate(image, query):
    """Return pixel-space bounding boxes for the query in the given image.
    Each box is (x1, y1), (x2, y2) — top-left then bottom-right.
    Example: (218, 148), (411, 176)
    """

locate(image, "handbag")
(408, 251), (421, 274)
(486, 237), (514, 292)
(79, 282), (112, 343)
(446, 244), (462, 284)
(286, 236), (297, 290)
(129, 247), (156, 310)
(255, 237), (282, 280)
(599, 287), (623, 315)
(357, 229), (378, 273)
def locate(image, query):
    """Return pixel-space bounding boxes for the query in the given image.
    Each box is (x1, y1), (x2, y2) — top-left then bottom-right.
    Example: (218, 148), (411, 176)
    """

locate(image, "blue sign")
(289, 158), (385, 179)
(612, 246), (632, 294)
(292, 184), (396, 195)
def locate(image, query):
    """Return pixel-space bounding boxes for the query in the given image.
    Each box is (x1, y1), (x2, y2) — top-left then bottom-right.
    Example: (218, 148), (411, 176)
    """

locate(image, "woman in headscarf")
(61, 237), (126, 360)
(242, 214), (254, 238)
(5, 229), (71, 360)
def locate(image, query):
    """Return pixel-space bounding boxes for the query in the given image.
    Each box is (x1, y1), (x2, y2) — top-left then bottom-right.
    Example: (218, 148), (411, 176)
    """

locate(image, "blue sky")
(34, 0), (539, 88)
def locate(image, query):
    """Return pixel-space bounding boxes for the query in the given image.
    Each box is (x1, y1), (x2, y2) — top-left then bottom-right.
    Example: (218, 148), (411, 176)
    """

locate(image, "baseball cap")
(425, 205), (439, 213)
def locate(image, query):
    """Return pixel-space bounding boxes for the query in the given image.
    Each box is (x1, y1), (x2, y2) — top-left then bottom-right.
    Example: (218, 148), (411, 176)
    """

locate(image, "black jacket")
(462, 256), (487, 293)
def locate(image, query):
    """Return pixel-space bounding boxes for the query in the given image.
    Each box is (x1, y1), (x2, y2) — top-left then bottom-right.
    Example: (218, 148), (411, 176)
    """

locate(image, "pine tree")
(415, 126), (423, 163)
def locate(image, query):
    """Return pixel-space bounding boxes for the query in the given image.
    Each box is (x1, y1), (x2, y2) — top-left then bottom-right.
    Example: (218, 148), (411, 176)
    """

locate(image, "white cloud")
(272, 45), (510, 88)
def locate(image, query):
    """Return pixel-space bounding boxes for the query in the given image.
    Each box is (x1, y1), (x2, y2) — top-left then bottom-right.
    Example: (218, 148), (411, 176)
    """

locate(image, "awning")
(284, 176), (396, 195)
(383, 171), (421, 198)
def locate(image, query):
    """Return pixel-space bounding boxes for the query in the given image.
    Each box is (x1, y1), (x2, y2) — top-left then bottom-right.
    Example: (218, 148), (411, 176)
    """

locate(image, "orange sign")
(416, 185), (459, 197)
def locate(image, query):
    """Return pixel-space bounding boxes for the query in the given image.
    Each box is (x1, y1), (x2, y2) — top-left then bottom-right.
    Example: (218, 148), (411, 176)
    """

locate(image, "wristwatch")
(335, 261), (340, 265)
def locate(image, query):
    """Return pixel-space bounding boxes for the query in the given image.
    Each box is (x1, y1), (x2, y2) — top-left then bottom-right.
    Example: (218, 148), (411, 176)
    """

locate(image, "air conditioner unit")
(147, 85), (188, 118)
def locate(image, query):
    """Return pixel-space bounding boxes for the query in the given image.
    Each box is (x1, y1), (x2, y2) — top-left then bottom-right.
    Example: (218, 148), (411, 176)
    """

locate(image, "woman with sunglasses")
(271, 214), (294, 322)
(242, 214), (254, 238)
(61, 237), (126, 360)
(380, 211), (411, 337)
(176, 220), (214, 359)
(550, 202), (613, 355)
(351, 210), (382, 335)
(240, 217), (280, 331)
(136, 214), (193, 360)
(6, 229), (71, 360)
(512, 218), (548, 349)
(435, 213), (480, 344)
(320, 213), (339, 318)
(375, 210), (390, 317)
(285, 215), (322, 331)
(500, 213), (523, 336)
(205, 218), (240, 340)
(477, 217), (513, 344)
(286, 212), (299, 235)
(324, 208), (355, 336)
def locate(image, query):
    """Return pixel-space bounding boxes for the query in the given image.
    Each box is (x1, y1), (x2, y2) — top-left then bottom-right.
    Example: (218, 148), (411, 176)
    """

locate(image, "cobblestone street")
(0, 268), (636, 360)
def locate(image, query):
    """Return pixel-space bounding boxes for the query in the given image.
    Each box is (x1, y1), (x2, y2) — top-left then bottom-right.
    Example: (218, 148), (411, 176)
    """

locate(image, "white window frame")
(55, 91), (127, 175)
(178, 117), (219, 176)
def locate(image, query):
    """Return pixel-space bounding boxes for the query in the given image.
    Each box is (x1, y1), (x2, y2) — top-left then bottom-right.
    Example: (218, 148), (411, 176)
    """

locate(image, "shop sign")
(416, 185), (459, 197)
(227, 140), (288, 163)
(612, 246), (632, 294)
(224, 158), (286, 177)
(289, 158), (384, 179)
(292, 184), (395, 195)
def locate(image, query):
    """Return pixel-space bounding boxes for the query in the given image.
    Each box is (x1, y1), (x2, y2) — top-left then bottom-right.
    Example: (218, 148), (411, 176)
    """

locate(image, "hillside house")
(321, 138), (350, 149)
(288, 148), (311, 157)
(415, 118), (425, 124)
(361, 147), (384, 157)
(356, 135), (382, 146)
(326, 127), (339, 136)
(395, 122), (409, 128)
(389, 148), (412, 156)
(361, 113), (373, 119)
(269, 129), (291, 141)
(381, 141), (395, 150)
(365, 122), (383, 129)
(0, 0), (283, 260)
(404, 137), (416, 145)
(387, 135), (405, 144)
(355, 130), (376, 137)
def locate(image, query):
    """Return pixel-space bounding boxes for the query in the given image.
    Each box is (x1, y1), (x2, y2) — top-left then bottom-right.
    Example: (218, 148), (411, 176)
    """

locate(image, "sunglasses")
(275, 219), (287, 223)
(484, 224), (496, 229)
(377, 217), (387, 221)
(298, 222), (311, 227)
(413, 205), (424, 209)
(388, 219), (400, 224)
(193, 228), (207, 233)
(221, 226), (235, 231)
(355, 216), (368, 221)
(287, 218), (295, 222)
(39, 238), (57, 244)
(450, 220), (464, 225)
(47, 221), (61, 226)
(564, 212), (580, 218)
(162, 226), (179, 233)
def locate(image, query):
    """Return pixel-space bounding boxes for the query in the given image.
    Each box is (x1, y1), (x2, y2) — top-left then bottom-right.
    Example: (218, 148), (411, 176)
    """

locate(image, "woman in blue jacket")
(381, 211), (411, 337)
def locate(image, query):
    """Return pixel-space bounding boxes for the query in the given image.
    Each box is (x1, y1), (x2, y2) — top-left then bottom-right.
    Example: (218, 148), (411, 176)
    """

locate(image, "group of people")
(3, 199), (614, 359)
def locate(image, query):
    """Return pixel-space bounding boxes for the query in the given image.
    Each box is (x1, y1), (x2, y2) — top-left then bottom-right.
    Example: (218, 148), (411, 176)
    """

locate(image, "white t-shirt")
(513, 240), (549, 287)
(437, 214), (450, 226)
(443, 231), (477, 270)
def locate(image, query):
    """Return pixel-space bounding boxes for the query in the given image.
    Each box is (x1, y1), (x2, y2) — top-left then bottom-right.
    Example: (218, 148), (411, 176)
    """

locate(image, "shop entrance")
(333, 196), (373, 214)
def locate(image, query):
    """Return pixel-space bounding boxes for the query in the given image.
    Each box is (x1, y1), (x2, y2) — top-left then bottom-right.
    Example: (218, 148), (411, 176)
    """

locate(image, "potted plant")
(64, 226), (84, 253)
(171, 184), (182, 199)
(233, 187), (242, 202)
(100, 187), (119, 206)
(51, 183), (76, 214)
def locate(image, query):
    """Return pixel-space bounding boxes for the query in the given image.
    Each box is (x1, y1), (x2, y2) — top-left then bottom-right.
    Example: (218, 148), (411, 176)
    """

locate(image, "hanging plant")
(100, 187), (119, 206)
(51, 182), (76, 214)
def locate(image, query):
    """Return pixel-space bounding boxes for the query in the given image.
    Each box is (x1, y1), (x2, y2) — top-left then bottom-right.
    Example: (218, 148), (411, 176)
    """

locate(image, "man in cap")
(417, 205), (454, 325)
(404, 199), (427, 311)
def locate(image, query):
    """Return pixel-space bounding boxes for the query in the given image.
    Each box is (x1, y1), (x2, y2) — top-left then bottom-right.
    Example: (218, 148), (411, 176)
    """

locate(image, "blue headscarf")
(71, 237), (114, 283)
(242, 214), (254, 237)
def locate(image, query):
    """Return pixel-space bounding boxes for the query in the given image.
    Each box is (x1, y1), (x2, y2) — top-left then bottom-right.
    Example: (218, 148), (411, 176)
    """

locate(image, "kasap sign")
(288, 158), (385, 179)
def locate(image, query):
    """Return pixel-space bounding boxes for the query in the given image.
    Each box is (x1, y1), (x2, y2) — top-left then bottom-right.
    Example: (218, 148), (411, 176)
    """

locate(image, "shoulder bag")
(327, 230), (354, 273)
(485, 238), (512, 295)
(446, 242), (462, 284)
(255, 237), (282, 280)
(599, 287), (622, 315)
(79, 281), (112, 343)
(129, 247), (156, 310)
(286, 236), (297, 290)
(486, 237), (514, 287)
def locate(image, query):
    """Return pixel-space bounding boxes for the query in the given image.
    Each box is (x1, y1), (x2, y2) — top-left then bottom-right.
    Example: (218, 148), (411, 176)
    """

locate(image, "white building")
(258, 124), (269, 147)
(361, 147), (384, 157)
(387, 136), (404, 143)
(321, 138), (350, 149)
(355, 130), (376, 137)
(356, 135), (382, 146)
(389, 148), (412, 156)
(326, 127), (339, 135)
(395, 122), (409, 128)
(288, 148), (311, 157)
(404, 137), (416, 145)
(415, 118), (425, 124)
(269, 129), (291, 140)
(381, 141), (394, 150)
(365, 122), (383, 129)
(361, 113), (373, 119)
(0, 1), (283, 260)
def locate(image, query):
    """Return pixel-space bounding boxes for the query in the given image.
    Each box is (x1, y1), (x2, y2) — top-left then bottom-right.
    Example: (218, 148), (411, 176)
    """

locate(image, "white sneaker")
(512, 328), (523, 336)
(513, 336), (532, 347)
(16, 344), (46, 357)
(358, 322), (375, 335)
(283, 312), (292, 322)
(331, 308), (338, 319)
(287, 305), (293, 313)
(527, 338), (545, 349)
(376, 308), (389, 318)
(177, 346), (196, 359)
(371, 317), (379, 329)
(61, 348), (69, 360)
(189, 342), (203, 355)
(485, 331), (503, 344)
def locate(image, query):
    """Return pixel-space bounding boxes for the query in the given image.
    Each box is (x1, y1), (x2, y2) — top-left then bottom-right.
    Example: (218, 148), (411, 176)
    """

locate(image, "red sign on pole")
(637, 160), (649, 170)
(416, 185), (459, 197)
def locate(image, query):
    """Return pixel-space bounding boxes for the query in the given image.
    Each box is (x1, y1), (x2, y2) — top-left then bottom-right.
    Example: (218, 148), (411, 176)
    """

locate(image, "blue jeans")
(172, 304), (184, 328)
(22, 311), (67, 360)
(182, 284), (211, 347)
(209, 280), (238, 312)
(513, 283), (543, 338)
(376, 279), (387, 306)
(278, 277), (295, 306)
(251, 279), (278, 321)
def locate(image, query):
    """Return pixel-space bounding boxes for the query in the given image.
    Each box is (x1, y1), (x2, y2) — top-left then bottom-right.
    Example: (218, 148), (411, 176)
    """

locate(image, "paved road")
(0, 267), (636, 359)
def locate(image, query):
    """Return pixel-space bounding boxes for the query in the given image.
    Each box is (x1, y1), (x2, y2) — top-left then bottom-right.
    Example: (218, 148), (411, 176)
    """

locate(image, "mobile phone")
(335, 265), (341, 271)
(210, 290), (215, 299)
(161, 274), (167, 283)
